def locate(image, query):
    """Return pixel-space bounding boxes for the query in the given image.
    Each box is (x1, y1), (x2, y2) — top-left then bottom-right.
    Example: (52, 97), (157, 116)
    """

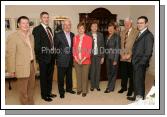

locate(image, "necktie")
(138, 32), (141, 37)
(46, 27), (53, 47)
(124, 30), (129, 48)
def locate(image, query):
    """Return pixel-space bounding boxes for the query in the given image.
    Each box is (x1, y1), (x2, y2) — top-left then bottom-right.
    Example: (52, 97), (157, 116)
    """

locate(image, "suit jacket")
(32, 24), (55, 63)
(87, 32), (104, 58)
(132, 29), (154, 68)
(105, 33), (120, 62)
(73, 34), (92, 64)
(120, 27), (139, 62)
(54, 31), (74, 67)
(6, 31), (36, 78)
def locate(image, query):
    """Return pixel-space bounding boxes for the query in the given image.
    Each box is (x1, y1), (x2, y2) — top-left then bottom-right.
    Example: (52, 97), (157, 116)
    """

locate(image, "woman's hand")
(78, 59), (82, 64)
(100, 58), (104, 64)
(80, 57), (86, 64)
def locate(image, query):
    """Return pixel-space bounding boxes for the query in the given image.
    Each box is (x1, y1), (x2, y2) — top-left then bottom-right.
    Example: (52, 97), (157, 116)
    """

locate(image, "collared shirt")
(41, 23), (47, 30)
(64, 31), (71, 47)
(139, 27), (148, 36)
(18, 30), (33, 61)
(41, 23), (54, 48)
(92, 33), (98, 55)
(127, 27), (132, 36)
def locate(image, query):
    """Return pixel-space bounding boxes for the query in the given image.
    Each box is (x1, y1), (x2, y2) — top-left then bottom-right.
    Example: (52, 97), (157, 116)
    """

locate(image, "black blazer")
(105, 33), (120, 62)
(54, 31), (74, 67)
(32, 24), (55, 63)
(87, 32), (105, 58)
(132, 29), (154, 67)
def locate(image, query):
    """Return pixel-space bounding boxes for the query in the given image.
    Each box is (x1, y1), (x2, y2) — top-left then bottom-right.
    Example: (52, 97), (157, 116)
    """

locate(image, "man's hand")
(125, 54), (131, 60)
(121, 55), (126, 60)
(113, 61), (117, 66)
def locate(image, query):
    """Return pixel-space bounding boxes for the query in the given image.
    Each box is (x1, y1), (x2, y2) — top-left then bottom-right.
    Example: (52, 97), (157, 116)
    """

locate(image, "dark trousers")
(106, 59), (117, 91)
(39, 58), (55, 98)
(57, 66), (73, 95)
(133, 64), (146, 98)
(120, 61), (133, 92)
(90, 55), (101, 89)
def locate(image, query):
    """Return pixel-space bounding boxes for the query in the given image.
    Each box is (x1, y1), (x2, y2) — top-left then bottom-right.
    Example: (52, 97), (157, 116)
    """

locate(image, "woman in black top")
(104, 22), (120, 93)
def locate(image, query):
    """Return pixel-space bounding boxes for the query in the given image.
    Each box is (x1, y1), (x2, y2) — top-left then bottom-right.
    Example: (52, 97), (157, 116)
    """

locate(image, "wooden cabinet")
(79, 7), (117, 37)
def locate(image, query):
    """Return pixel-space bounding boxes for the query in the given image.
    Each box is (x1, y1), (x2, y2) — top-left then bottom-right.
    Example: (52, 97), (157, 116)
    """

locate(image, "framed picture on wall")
(5, 18), (11, 31)
(29, 18), (36, 28)
(53, 16), (68, 33)
(119, 19), (124, 26)
(15, 18), (19, 29)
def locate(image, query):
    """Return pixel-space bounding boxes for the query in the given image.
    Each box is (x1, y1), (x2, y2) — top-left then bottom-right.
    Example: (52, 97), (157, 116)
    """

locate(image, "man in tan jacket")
(6, 16), (36, 105)
(118, 18), (139, 96)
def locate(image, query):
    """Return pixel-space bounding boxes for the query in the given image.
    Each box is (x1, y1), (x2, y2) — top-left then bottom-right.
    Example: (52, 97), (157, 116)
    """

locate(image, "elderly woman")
(73, 22), (92, 97)
(104, 22), (120, 93)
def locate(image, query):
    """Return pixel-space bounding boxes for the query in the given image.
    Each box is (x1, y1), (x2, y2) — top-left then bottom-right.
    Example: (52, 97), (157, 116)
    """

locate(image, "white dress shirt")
(92, 33), (98, 55)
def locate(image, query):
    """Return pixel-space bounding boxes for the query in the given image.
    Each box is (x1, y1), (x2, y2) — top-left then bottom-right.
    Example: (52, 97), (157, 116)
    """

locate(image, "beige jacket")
(6, 31), (37, 78)
(120, 27), (139, 62)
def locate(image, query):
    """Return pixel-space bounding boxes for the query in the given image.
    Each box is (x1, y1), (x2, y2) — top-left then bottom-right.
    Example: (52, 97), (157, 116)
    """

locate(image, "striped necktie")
(46, 27), (53, 48)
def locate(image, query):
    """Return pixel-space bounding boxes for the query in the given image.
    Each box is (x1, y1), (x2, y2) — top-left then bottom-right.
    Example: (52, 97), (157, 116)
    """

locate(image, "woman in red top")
(73, 22), (92, 97)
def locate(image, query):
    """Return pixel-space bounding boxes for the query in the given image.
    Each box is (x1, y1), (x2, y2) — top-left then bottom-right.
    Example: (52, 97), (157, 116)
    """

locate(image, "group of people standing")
(6, 11), (154, 104)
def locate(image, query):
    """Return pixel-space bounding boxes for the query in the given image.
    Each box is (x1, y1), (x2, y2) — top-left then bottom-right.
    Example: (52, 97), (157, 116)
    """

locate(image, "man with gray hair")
(54, 19), (76, 99)
(118, 18), (139, 96)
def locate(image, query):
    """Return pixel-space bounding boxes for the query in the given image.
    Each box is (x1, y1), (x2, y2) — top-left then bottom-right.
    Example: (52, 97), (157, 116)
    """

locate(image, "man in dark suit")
(54, 19), (76, 98)
(127, 16), (154, 101)
(87, 21), (104, 91)
(32, 12), (57, 102)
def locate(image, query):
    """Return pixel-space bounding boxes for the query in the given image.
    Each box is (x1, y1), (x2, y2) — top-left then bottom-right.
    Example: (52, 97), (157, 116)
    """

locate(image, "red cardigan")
(73, 34), (92, 64)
